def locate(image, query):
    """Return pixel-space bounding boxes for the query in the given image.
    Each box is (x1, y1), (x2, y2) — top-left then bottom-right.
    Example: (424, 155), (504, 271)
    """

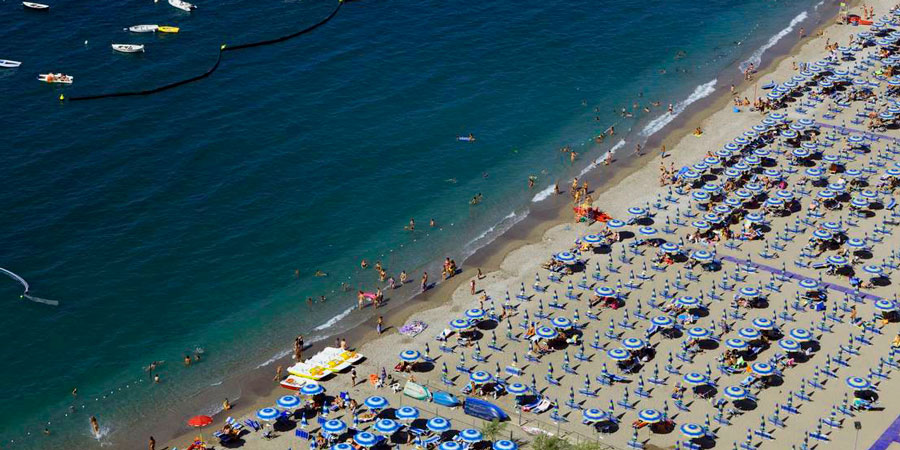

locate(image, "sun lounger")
(525, 397), (552, 413)
(505, 365), (523, 377)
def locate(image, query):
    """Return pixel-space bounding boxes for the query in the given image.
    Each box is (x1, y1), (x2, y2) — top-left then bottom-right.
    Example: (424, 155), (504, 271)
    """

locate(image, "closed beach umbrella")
(400, 350), (421, 362)
(751, 362), (775, 376)
(374, 419), (401, 434)
(257, 407), (281, 421)
(724, 386), (748, 400)
(465, 308), (486, 320)
(458, 429), (483, 443)
(187, 415), (213, 427)
(789, 328), (812, 342)
(493, 441), (518, 450)
(552, 316), (573, 329)
(301, 382), (324, 396)
(554, 252), (577, 264)
(607, 348), (630, 361)
(725, 338), (748, 350)
(583, 408), (607, 423)
(688, 326), (711, 339)
(638, 409), (663, 423)
(277, 395), (301, 409)
(623, 337), (646, 350)
(752, 317), (774, 330)
(470, 371), (493, 384)
(365, 396), (389, 410)
(395, 406), (419, 421)
(652, 316), (674, 328)
(507, 383), (529, 395)
(450, 319), (472, 330)
(683, 372), (708, 385)
(427, 417), (451, 433)
(354, 432), (379, 447)
(739, 327), (761, 340)
(680, 423), (705, 439)
(778, 339), (800, 352)
(846, 376), (871, 390)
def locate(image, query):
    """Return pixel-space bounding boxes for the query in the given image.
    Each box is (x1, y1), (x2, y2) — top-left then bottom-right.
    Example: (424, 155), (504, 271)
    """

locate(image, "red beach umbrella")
(187, 415), (213, 427)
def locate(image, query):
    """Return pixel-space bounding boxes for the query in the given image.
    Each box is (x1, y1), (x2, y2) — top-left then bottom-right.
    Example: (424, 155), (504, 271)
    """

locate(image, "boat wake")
(640, 79), (717, 138)
(0, 267), (59, 306)
(739, 11), (808, 73)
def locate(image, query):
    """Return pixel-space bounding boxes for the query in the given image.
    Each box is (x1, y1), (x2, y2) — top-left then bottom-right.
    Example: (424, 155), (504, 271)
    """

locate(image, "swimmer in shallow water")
(314, 270), (327, 277)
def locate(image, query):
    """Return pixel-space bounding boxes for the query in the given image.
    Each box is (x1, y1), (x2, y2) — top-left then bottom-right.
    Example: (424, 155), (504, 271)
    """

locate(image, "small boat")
(279, 375), (307, 391)
(157, 26), (180, 33)
(0, 60), (22, 68)
(124, 24), (158, 33)
(23, 1), (49, 9)
(168, 0), (196, 12)
(38, 73), (73, 84)
(112, 44), (145, 53)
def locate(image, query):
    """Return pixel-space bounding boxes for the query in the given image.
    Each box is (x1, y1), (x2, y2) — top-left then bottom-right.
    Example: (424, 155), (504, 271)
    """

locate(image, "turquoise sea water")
(0, 0), (828, 446)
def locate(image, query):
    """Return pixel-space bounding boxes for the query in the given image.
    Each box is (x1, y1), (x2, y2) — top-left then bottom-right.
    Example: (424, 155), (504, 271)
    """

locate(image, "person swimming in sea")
(90, 416), (100, 437)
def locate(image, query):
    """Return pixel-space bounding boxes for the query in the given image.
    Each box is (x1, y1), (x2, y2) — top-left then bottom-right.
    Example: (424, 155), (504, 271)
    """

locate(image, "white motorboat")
(167, 0), (195, 12)
(23, 2), (49, 10)
(0, 60), (22, 68)
(124, 24), (158, 33)
(112, 44), (145, 53)
(38, 73), (73, 84)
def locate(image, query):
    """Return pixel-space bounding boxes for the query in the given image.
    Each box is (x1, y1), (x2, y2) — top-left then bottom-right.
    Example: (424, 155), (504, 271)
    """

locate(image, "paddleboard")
(158, 26), (180, 33)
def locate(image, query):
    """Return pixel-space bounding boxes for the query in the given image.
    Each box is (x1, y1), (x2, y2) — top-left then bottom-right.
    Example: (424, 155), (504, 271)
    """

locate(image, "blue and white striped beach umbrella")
(607, 348), (630, 361)
(798, 279), (820, 290)
(739, 327), (761, 340)
(846, 376), (871, 390)
(713, 205), (731, 215)
(734, 136), (750, 145)
(864, 264), (884, 276)
(607, 219), (626, 229)
(554, 252), (577, 264)
(301, 382), (324, 396)
(652, 316), (674, 328)
(595, 286), (615, 297)
(875, 299), (896, 312)
(781, 129), (799, 138)
(623, 337), (646, 350)
(751, 362), (775, 376)
(677, 296), (700, 308)
(333, 443), (354, 450)
(354, 432), (379, 447)
(276, 395), (301, 409)
(724, 143), (739, 151)
(805, 167), (824, 178)
(395, 406), (419, 421)
(886, 168), (900, 178)
(734, 189), (753, 200)
(826, 255), (848, 267)
(493, 440), (518, 450)
(374, 419), (401, 434)
(400, 350), (421, 362)
(365, 396), (389, 410)
(693, 162), (710, 172)
(426, 417), (451, 433)
(322, 419), (347, 434)
(761, 118), (776, 126)
(704, 213), (723, 223)
(704, 156), (720, 165)
(739, 287), (760, 298)
(536, 326), (558, 340)
(440, 442), (462, 450)
(688, 327), (711, 339)
(792, 148), (810, 158)
(774, 190), (794, 200)
(851, 197), (871, 209)
(681, 170), (701, 180)
(822, 221), (843, 232)
(769, 112), (786, 121)
(845, 168), (862, 178)
(789, 328), (812, 342)
(847, 238), (867, 249)
(745, 212), (764, 223)
(465, 308), (486, 320)
(812, 229), (833, 240)
(734, 162), (751, 172)
(752, 317), (774, 330)
(744, 155), (761, 166)
(450, 319), (472, 330)
(680, 423), (705, 439)
(583, 408), (607, 423)
(822, 154), (840, 163)
(683, 372), (708, 385)
(691, 220), (711, 230)
(638, 226), (658, 236)
(716, 149), (734, 159)
(628, 207), (647, 216)
(552, 316), (573, 329)
(691, 250), (713, 262)
(828, 182), (846, 192)
(778, 339), (800, 352)
(661, 242), (680, 253)
(848, 135), (865, 143)
(764, 197), (784, 208)
(507, 383), (529, 395)
(723, 168), (741, 179)
(725, 338), (748, 350)
(583, 234), (603, 244)
(257, 407), (281, 421)
(458, 429), (483, 443)
(763, 168), (782, 179)
(470, 371), (493, 384)
(724, 386), (748, 400)
(703, 182), (722, 193)
(692, 191), (711, 202)
(638, 409), (663, 423)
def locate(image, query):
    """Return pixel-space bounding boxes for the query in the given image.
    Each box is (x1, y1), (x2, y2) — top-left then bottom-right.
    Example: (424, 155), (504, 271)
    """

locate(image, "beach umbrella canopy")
(723, 386), (748, 400)
(752, 317), (774, 330)
(595, 286), (615, 297)
(400, 350), (421, 362)
(427, 417), (451, 433)
(863, 265), (884, 276)
(607, 348), (630, 361)
(536, 326), (558, 340)
(277, 395), (301, 409)
(450, 319), (472, 330)
(805, 167), (824, 178)
(691, 250), (713, 262)
(458, 429), (483, 443)
(739, 287), (760, 298)
(551, 316), (573, 329)
(789, 328), (813, 342)
(692, 220), (711, 230)
(817, 191), (837, 202)
(638, 226), (658, 236)
(798, 279), (820, 290)
(779, 339), (800, 352)
(813, 229), (834, 241)
(688, 326), (711, 339)
(374, 419), (402, 434)
(677, 296), (700, 308)
(493, 441), (518, 450)
(395, 406), (419, 421)
(851, 197), (870, 208)
(470, 371), (493, 384)
(583, 408), (607, 423)
(583, 234), (603, 244)
(822, 221), (843, 232)
(826, 255), (848, 267)
(354, 432), (379, 447)
(846, 376), (871, 390)
(257, 407), (282, 421)
(638, 409), (663, 423)
(683, 372), (708, 385)
(775, 190), (794, 200)
(365, 396), (389, 410)
(744, 212), (764, 223)
(702, 182), (722, 193)
(622, 337), (646, 350)
(680, 423), (705, 439)
(764, 197), (784, 208)
(716, 149), (734, 158)
(187, 415), (213, 427)
(439, 443), (462, 450)
(628, 207), (647, 216)
(739, 327), (761, 340)
(713, 205), (732, 215)
(735, 189), (753, 200)
(507, 383), (529, 395)
(725, 338), (748, 350)
(661, 242), (680, 253)
(607, 219), (626, 229)
(875, 299), (896, 312)
(847, 238), (867, 249)
(301, 382), (325, 396)
(465, 308), (486, 320)
(554, 252), (577, 264)
(723, 168), (742, 178)
(652, 316), (674, 327)
(751, 362), (775, 376)
(322, 419), (348, 434)
(333, 444), (354, 450)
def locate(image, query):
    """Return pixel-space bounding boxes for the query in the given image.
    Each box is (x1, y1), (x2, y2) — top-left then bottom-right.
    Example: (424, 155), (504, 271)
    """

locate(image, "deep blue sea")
(0, 0), (828, 446)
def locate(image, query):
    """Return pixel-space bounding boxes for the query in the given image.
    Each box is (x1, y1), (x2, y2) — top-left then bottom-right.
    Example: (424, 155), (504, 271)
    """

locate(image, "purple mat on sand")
(868, 414), (900, 450)
(815, 122), (900, 144)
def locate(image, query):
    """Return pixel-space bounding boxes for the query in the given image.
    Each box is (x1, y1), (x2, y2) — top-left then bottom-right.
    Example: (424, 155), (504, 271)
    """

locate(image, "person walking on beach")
(421, 272), (428, 292)
(377, 316), (384, 334)
(274, 365), (283, 383)
(470, 278), (476, 295)
(400, 270), (408, 285)
(149, 436), (156, 450)
(351, 368), (358, 386)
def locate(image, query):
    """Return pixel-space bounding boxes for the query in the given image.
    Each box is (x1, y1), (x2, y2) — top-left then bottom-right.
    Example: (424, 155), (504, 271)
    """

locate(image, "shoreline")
(153, 1), (853, 449)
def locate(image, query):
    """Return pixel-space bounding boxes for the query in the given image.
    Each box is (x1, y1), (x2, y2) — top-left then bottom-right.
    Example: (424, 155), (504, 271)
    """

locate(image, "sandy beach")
(157, 1), (900, 450)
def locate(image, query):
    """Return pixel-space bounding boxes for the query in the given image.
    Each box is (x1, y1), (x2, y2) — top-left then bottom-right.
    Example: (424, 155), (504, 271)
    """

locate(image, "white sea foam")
(739, 11), (808, 73)
(314, 305), (355, 332)
(255, 349), (291, 369)
(640, 79), (717, 138)
(576, 139), (626, 177)
(531, 184), (555, 202)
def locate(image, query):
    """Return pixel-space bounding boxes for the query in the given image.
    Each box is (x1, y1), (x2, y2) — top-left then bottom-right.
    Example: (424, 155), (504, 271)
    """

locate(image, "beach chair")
(524, 397), (552, 413)
(243, 419), (261, 431)
(505, 365), (523, 377)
